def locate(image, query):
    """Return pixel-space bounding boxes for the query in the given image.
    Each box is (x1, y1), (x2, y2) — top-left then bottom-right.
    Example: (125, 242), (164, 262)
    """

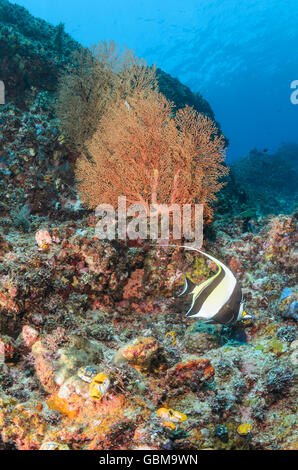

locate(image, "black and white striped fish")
(177, 246), (250, 325)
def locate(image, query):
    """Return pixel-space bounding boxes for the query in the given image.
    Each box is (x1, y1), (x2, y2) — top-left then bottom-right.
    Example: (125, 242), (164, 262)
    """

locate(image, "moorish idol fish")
(176, 245), (250, 325)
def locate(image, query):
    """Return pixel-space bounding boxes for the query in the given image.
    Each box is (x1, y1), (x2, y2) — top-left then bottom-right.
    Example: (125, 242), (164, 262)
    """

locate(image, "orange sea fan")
(75, 90), (228, 220)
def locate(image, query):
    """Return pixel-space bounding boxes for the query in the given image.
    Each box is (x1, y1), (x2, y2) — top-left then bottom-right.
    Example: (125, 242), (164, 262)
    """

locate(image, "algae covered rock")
(278, 289), (298, 321)
(32, 331), (104, 394)
(265, 367), (294, 396)
(165, 359), (215, 390)
(184, 322), (220, 354)
(0, 0), (79, 101)
(58, 375), (89, 400)
(114, 336), (160, 372)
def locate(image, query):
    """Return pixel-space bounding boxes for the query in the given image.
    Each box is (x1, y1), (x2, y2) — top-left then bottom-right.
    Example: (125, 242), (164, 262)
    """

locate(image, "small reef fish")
(237, 423), (253, 436)
(157, 407), (188, 424)
(89, 372), (110, 400)
(77, 366), (97, 383)
(175, 245), (250, 325)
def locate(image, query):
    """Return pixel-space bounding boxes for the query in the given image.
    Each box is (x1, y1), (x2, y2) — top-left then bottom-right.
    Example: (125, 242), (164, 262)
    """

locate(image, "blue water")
(15, 0), (298, 161)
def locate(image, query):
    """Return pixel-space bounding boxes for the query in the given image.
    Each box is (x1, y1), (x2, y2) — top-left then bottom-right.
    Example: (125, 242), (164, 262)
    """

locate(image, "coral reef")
(0, 210), (296, 450)
(0, 0), (79, 103)
(0, 0), (297, 452)
(229, 147), (298, 216)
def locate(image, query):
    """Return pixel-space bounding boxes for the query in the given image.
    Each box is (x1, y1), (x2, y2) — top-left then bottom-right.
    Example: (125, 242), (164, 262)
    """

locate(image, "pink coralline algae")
(35, 230), (52, 250)
(122, 269), (145, 300)
(21, 326), (39, 349)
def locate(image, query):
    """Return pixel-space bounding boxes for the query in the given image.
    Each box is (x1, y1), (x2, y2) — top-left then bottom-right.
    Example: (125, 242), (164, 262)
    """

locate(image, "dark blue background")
(15, 0), (298, 161)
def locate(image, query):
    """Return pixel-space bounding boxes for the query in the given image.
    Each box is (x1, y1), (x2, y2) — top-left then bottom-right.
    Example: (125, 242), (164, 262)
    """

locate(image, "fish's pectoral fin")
(178, 275), (197, 297)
